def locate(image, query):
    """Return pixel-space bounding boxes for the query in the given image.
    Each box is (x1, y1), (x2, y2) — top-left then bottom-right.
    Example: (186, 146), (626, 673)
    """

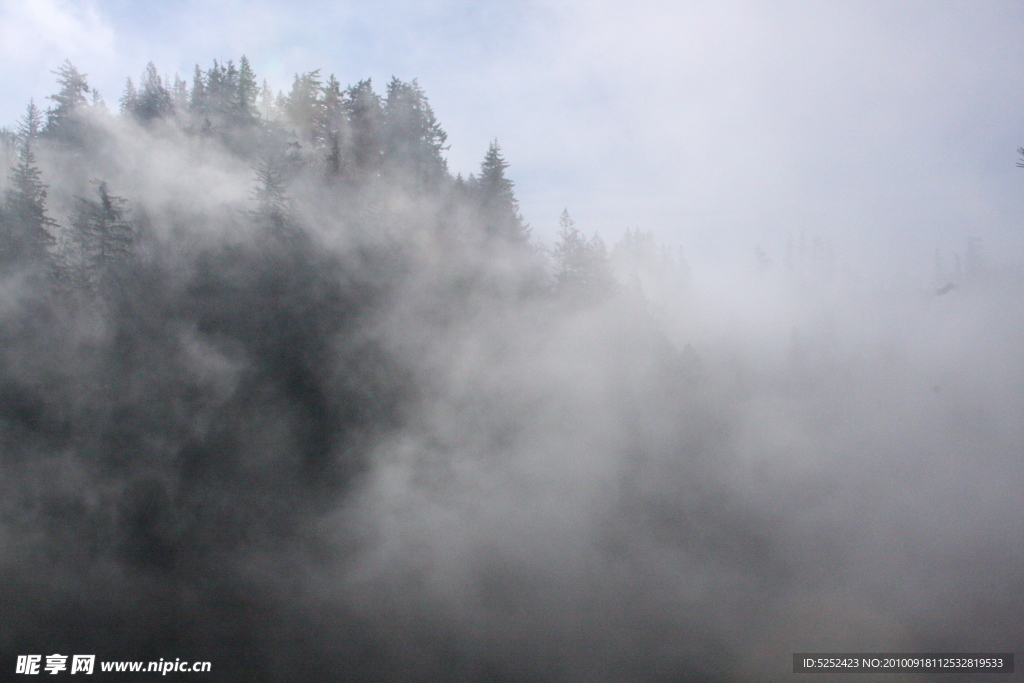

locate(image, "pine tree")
(258, 79), (276, 120)
(224, 60), (240, 115)
(383, 78), (448, 187)
(476, 140), (529, 244)
(552, 209), (584, 283)
(250, 155), (296, 239)
(236, 56), (258, 124)
(1, 112), (57, 270)
(172, 75), (189, 113)
(119, 78), (138, 116)
(16, 99), (43, 144)
(322, 75), (343, 109)
(344, 79), (383, 176)
(44, 61), (91, 140)
(319, 74), (348, 176)
(285, 70), (325, 145)
(133, 63), (173, 121)
(611, 227), (663, 282)
(552, 208), (612, 296)
(320, 76), (344, 135)
(198, 59), (241, 124)
(0, 127), (17, 167)
(274, 91), (289, 124)
(71, 181), (135, 291)
(189, 65), (207, 115)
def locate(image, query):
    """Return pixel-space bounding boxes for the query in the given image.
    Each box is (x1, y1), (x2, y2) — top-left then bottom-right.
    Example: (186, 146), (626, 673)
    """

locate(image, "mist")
(0, 54), (1021, 683)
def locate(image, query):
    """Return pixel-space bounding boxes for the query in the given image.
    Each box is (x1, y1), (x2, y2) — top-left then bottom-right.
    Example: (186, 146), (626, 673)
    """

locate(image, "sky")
(3, 0), (1024, 272)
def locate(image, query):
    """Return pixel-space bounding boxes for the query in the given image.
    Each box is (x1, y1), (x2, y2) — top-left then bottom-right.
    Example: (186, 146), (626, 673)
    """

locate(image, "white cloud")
(0, 0), (115, 65)
(0, 0), (116, 123)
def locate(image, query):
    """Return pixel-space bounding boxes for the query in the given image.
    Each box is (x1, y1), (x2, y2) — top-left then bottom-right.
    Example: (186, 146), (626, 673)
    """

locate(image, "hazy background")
(2, 0), (1024, 269)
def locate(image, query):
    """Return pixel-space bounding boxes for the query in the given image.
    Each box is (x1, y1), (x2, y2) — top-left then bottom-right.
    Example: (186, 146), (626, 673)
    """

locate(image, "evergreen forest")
(0, 59), (1021, 682)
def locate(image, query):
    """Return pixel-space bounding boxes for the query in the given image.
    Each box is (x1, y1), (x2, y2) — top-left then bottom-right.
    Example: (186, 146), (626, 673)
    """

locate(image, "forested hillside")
(0, 59), (1021, 682)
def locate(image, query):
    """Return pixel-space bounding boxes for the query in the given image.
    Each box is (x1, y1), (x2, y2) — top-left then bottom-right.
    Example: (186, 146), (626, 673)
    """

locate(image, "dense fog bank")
(0, 61), (1021, 682)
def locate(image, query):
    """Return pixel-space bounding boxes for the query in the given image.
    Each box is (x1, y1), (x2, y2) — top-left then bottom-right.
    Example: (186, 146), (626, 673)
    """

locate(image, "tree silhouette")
(475, 140), (529, 244)
(344, 79), (384, 177)
(552, 208), (612, 296)
(236, 56), (259, 125)
(383, 78), (448, 187)
(132, 63), (174, 122)
(250, 154), (297, 240)
(71, 181), (135, 292)
(44, 61), (91, 142)
(15, 99), (43, 143)
(1, 103), (57, 273)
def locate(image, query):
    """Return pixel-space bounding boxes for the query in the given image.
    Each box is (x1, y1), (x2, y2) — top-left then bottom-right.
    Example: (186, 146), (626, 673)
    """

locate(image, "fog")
(5, 2), (1024, 265)
(0, 43), (1022, 683)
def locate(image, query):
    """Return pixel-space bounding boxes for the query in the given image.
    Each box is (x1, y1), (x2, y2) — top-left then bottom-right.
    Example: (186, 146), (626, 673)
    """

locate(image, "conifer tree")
(552, 208), (612, 296)
(44, 61), (90, 140)
(16, 99), (43, 143)
(200, 59), (240, 123)
(285, 70), (325, 145)
(223, 60), (240, 116)
(383, 78), (448, 187)
(237, 56), (259, 124)
(133, 63), (173, 121)
(1, 109), (57, 271)
(319, 75), (347, 176)
(71, 181), (135, 290)
(189, 65), (207, 115)
(172, 75), (189, 113)
(611, 228), (659, 276)
(476, 140), (529, 244)
(344, 79), (384, 176)
(250, 155), (295, 239)
(0, 126), (17, 163)
(258, 80), (276, 120)
(119, 78), (138, 116)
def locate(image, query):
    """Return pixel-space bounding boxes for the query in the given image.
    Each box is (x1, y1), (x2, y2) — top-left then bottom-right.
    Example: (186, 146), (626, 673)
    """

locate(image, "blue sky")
(3, 0), (1024, 271)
